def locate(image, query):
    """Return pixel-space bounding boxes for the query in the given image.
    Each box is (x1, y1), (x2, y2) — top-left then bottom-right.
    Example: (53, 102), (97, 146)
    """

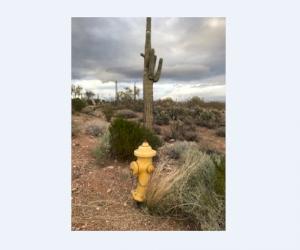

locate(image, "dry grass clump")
(85, 120), (108, 137)
(92, 130), (110, 166)
(146, 141), (225, 230)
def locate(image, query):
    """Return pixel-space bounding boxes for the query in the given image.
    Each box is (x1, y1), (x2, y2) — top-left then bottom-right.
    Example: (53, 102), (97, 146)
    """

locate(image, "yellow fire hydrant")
(130, 141), (156, 202)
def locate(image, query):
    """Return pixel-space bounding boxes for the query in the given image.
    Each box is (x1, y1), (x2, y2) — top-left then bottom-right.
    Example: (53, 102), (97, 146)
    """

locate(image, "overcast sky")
(72, 17), (225, 101)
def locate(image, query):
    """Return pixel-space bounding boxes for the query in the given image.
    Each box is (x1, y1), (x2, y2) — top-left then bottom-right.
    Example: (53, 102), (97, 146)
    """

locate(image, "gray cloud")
(72, 17), (225, 84)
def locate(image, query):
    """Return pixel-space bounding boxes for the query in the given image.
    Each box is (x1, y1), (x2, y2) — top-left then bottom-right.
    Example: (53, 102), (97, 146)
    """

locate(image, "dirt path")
(71, 112), (225, 230)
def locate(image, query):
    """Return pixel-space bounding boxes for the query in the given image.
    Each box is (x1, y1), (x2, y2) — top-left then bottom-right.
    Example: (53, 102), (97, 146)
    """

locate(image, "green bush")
(72, 98), (86, 112)
(109, 118), (162, 161)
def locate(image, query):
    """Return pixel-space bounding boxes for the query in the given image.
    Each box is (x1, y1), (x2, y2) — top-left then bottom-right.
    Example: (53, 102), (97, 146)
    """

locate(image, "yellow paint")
(130, 141), (156, 202)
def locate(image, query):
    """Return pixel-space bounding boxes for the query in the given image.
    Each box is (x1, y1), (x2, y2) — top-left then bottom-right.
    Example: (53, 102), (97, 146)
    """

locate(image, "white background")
(0, 0), (300, 249)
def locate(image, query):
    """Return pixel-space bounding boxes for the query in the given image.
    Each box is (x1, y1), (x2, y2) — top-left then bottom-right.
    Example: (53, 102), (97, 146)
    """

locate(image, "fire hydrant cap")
(134, 142), (156, 158)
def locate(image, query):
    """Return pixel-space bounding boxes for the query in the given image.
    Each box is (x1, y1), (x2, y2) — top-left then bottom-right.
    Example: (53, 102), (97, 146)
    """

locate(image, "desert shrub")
(131, 99), (144, 112)
(146, 143), (225, 230)
(183, 131), (198, 142)
(154, 111), (170, 125)
(102, 105), (114, 122)
(183, 122), (197, 132)
(153, 125), (162, 135)
(115, 109), (137, 119)
(109, 118), (162, 161)
(186, 96), (205, 108)
(167, 148), (180, 160)
(186, 97), (225, 110)
(198, 142), (219, 155)
(166, 106), (186, 120)
(81, 105), (94, 114)
(216, 127), (225, 137)
(85, 124), (107, 137)
(183, 115), (195, 126)
(72, 98), (86, 112)
(86, 99), (94, 105)
(169, 120), (197, 141)
(204, 101), (225, 110)
(86, 124), (101, 136)
(170, 120), (185, 140)
(155, 98), (175, 108)
(92, 130), (110, 165)
(195, 109), (223, 129)
(161, 129), (172, 142)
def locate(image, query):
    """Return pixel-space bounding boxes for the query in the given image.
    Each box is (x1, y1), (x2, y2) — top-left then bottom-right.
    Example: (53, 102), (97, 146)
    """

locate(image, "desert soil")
(71, 112), (225, 231)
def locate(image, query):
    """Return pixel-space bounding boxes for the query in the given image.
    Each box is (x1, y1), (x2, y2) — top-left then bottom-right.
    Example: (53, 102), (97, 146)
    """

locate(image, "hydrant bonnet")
(134, 141), (156, 158)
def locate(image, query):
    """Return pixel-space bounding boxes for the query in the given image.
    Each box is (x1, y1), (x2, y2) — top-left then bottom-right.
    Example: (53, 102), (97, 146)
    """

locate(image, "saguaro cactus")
(141, 17), (163, 130)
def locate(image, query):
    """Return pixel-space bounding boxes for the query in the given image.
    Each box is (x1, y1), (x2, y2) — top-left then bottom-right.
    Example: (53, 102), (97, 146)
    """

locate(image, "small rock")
(106, 166), (114, 169)
(169, 139), (175, 143)
(107, 188), (112, 193)
(123, 202), (127, 207)
(96, 207), (100, 211)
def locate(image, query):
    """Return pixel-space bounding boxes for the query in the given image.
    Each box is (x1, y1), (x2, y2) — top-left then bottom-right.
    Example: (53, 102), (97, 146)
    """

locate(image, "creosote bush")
(109, 118), (162, 161)
(146, 142), (225, 230)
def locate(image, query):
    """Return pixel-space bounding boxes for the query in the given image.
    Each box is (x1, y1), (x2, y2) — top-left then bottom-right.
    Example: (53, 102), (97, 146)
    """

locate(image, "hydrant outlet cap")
(134, 142), (156, 158)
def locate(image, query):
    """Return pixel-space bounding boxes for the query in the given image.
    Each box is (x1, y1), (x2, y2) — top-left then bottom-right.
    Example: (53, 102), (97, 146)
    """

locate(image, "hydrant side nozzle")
(130, 161), (139, 176)
(147, 164), (154, 174)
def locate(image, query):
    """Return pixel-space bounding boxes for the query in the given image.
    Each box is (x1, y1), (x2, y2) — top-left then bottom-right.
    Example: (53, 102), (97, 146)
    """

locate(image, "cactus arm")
(153, 58), (163, 82)
(148, 49), (157, 80)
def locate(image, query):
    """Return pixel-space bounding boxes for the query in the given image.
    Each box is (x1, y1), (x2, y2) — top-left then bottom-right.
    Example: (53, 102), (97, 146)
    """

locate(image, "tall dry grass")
(146, 142), (225, 230)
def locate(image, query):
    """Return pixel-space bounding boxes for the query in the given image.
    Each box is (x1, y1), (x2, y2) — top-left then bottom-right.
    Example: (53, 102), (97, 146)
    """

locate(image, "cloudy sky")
(72, 17), (225, 101)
